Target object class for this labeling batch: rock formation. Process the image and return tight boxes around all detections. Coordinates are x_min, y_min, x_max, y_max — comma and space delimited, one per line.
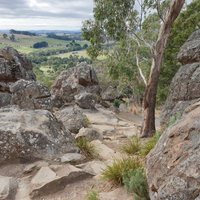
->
147, 104, 200, 200
147, 30, 200, 200
0, 106, 77, 163
51, 62, 100, 108
0, 47, 52, 110
0, 47, 35, 107
161, 30, 200, 125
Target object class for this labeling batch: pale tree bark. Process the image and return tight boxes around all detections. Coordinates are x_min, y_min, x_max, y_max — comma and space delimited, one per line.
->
141, 0, 185, 137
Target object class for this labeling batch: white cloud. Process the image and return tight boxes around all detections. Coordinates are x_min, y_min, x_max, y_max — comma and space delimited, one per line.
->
0, 0, 93, 30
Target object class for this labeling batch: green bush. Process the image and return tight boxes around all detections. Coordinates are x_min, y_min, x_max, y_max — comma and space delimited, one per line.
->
76, 137, 97, 159
102, 157, 142, 185
113, 99, 121, 108
121, 136, 141, 155
86, 190, 99, 200
123, 168, 150, 200
139, 132, 161, 156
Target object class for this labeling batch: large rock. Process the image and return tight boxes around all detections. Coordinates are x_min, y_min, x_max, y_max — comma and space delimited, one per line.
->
177, 29, 200, 64
0, 47, 52, 110
0, 176, 18, 200
75, 92, 97, 109
146, 104, 200, 200
55, 107, 88, 134
76, 127, 103, 141
30, 165, 93, 198
161, 30, 200, 125
51, 63, 100, 108
0, 106, 77, 163
10, 79, 52, 110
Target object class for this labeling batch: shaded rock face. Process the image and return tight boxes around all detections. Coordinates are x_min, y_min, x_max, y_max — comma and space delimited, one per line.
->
146, 105, 200, 200
51, 63, 100, 108
161, 30, 200, 125
0, 106, 77, 163
10, 79, 52, 110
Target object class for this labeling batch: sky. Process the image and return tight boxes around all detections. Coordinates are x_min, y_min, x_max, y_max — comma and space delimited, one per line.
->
0, 0, 94, 30
0, 0, 192, 31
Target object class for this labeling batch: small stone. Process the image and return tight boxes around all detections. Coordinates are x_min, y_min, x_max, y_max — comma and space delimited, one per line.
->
0, 176, 18, 200
60, 153, 85, 163
31, 167, 57, 186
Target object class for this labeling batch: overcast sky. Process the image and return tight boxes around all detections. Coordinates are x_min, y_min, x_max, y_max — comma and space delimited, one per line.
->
0, 0, 192, 31
0, 0, 94, 30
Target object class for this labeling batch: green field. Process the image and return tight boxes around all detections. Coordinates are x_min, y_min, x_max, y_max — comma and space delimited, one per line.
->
0, 34, 89, 55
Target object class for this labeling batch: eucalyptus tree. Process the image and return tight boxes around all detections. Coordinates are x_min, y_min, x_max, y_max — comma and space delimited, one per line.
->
82, 0, 185, 137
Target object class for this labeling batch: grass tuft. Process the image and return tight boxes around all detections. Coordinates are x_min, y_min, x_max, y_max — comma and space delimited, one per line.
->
86, 190, 99, 200
139, 132, 161, 156
121, 136, 141, 155
102, 157, 143, 185
76, 137, 97, 159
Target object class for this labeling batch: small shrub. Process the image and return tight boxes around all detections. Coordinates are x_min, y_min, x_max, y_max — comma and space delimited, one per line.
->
123, 168, 150, 200
113, 99, 121, 108
139, 132, 161, 156
102, 157, 143, 185
86, 190, 99, 200
121, 136, 141, 155
76, 137, 97, 159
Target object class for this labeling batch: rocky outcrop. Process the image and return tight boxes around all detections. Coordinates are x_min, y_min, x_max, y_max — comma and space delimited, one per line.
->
146, 104, 200, 200
51, 63, 100, 108
10, 79, 52, 110
0, 47, 52, 110
0, 47, 36, 82
147, 30, 200, 200
0, 47, 35, 108
0, 106, 77, 163
161, 30, 200, 125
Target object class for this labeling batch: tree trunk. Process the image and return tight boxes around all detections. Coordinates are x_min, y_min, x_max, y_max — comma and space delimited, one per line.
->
141, 0, 185, 137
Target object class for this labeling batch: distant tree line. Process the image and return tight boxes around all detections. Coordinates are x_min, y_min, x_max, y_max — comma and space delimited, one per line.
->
10, 29, 36, 36
47, 33, 83, 41
31, 41, 88, 55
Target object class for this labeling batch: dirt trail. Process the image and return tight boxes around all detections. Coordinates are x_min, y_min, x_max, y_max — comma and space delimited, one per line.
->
0, 106, 154, 200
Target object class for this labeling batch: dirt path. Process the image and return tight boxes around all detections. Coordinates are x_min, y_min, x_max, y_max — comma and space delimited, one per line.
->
0, 105, 153, 200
